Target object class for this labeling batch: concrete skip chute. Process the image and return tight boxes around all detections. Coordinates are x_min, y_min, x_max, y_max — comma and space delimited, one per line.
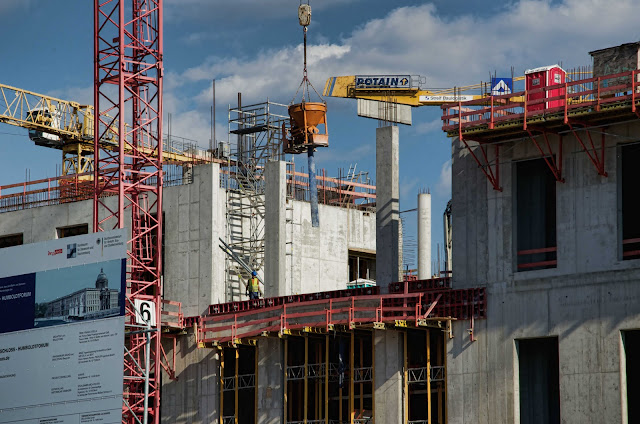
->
284, 1, 329, 227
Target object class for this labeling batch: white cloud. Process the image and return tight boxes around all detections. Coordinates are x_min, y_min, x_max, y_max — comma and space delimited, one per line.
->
413, 119, 442, 135
165, 0, 361, 23
54, 1, 639, 151
315, 141, 373, 164
48, 86, 93, 106
400, 176, 420, 202
180, 43, 351, 107
163, 0, 640, 148
435, 160, 452, 198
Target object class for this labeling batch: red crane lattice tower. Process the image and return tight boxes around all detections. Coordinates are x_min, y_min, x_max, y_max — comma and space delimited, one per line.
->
94, 1, 164, 423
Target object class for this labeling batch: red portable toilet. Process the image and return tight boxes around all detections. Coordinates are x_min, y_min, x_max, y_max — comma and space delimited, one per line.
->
525, 65, 566, 112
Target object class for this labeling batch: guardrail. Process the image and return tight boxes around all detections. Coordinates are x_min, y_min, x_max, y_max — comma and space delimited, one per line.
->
442, 69, 640, 134
197, 287, 486, 344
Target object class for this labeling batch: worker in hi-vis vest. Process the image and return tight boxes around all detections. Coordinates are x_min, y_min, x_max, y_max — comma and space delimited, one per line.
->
247, 270, 262, 300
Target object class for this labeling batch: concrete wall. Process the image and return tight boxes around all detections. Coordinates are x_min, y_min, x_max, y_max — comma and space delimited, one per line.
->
161, 331, 219, 423
0, 195, 119, 244
448, 121, 640, 424
163, 163, 227, 316
286, 201, 376, 295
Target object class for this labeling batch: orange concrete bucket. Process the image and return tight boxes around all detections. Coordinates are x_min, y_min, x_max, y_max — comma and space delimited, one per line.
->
287, 101, 328, 150
288, 102, 327, 130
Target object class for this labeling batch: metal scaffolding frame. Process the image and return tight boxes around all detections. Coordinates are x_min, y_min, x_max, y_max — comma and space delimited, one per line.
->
224, 99, 289, 301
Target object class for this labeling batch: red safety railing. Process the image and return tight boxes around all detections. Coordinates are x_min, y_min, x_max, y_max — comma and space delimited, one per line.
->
623, 238, 640, 260
197, 286, 486, 344
161, 299, 184, 329
442, 69, 640, 134
206, 286, 380, 316
389, 277, 451, 293
0, 166, 191, 213
517, 246, 557, 270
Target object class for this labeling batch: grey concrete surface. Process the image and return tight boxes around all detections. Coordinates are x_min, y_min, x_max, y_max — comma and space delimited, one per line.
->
286, 202, 376, 294
374, 329, 404, 423
448, 122, 640, 424
376, 126, 401, 290
160, 330, 219, 423
418, 192, 432, 279
163, 163, 226, 316
265, 160, 287, 297
257, 338, 283, 424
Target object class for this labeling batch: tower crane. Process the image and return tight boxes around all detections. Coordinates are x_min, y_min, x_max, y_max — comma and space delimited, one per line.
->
323, 74, 525, 106
0, 82, 214, 179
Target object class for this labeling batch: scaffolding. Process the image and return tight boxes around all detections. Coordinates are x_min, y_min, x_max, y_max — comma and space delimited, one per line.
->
225, 99, 289, 301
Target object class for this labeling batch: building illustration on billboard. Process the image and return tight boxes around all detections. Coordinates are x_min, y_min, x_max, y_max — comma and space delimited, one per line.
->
34, 262, 122, 327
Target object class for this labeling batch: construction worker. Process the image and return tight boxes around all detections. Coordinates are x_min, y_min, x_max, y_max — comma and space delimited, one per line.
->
247, 271, 261, 300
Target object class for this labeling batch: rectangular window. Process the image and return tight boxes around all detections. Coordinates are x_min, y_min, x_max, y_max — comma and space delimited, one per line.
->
517, 337, 560, 424
515, 158, 557, 271
347, 250, 376, 283
57, 224, 88, 239
0, 233, 23, 249
623, 330, 640, 422
621, 144, 640, 259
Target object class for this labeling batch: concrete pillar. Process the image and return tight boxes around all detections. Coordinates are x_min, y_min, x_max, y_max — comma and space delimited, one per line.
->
374, 329, 404, 423
265, 160, 287, 297
257, 338, 284, 424
376, 126, 401, 290
417, 192, 432, 279
164, 163, 225, 316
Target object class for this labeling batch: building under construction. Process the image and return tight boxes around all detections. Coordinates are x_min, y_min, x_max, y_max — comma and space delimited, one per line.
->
0, 92, 483, 422
1, 4, 639, 422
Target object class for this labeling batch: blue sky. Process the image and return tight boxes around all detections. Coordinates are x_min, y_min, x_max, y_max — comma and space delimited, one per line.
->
1, 0, 639, 272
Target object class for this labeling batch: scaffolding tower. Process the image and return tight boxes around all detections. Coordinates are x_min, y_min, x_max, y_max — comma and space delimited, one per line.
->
225, 99, 289, 301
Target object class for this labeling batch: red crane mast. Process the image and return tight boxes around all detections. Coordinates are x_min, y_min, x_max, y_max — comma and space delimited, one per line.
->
94, 1, 164, 423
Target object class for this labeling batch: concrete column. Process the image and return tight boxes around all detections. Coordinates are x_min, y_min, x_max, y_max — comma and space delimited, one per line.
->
257, 338, 284, 424
417, 192, 432, 279
376, 126, 401, 290
198, 163, 226, 309
265, 160, 287, 297
164, 163, 225, 316
374, 329, 404, 423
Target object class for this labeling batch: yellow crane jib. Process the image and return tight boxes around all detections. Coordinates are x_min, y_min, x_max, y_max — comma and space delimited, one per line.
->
0, 82, 214, 177
323, 75, 513, 107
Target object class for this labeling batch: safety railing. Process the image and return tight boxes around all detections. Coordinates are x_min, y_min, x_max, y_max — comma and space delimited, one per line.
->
389, 277, 451, 294
623, 237, 640, 260
0, 166, 191, 213
286, 168, 376, 208
198, 288, 486, 344
161, 299, 184, 329
517, 246, 557, 271
442, 69, 640, 134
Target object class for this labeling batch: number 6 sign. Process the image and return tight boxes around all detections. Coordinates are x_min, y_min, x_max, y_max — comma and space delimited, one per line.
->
134, 299, 157, 326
